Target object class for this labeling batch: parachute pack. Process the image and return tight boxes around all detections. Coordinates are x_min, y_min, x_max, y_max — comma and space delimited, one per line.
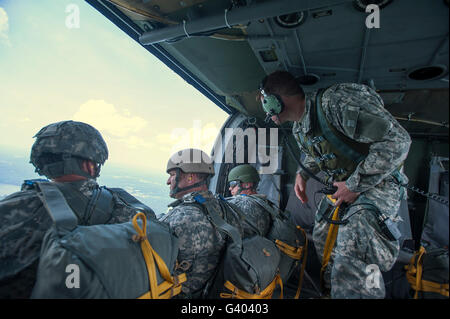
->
237, 194, 308, 298
30, 181, 186, 299
182, 194, 283, 299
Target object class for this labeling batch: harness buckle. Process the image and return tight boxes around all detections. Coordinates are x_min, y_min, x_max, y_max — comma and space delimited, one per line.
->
182, 194, 196, 204
307, 136, 324, 147
318, 153, 336, 162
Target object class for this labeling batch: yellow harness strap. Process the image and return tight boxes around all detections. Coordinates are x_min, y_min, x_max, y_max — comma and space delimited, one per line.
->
275, 240, 303, 259
294, 226, 308, 299
132, 212, 187, 299
220, 274, 283, 299
273, 227, 308, 299
320, 196, 340, 291
405, 246, 449, 299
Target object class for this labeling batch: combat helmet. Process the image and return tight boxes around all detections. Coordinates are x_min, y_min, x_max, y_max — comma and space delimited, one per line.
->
228, 164, 260, 184
227, 164, 260, 194
30, 120, 108, 179
166, 148, 214, 197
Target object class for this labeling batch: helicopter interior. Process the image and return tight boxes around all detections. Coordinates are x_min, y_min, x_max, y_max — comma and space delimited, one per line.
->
85, 0, 449, 298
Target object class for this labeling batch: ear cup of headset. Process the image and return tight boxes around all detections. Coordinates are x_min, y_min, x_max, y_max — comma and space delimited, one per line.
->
262, 93, 285, 115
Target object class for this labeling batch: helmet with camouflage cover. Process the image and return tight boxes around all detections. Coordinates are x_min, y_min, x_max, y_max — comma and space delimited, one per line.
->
166, 148, 214, 197
30, 120, 108, 179
228, 164, 260, 184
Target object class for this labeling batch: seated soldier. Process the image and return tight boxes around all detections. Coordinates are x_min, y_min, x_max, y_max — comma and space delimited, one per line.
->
0, 120, 154, 299
226, 164, 272, 237
159, 148, 242, 299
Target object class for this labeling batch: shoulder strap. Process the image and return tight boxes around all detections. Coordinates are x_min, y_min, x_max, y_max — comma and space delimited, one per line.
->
108, 187, 156, 217
314, 88, 368, 164
84, 187, 114, 225
55, 182, 91, 223
245, 195, 280, 220
226, 198, 262, 236
35, 181, 78, 234
56, 183, 114, 225
191, 195, 242, 247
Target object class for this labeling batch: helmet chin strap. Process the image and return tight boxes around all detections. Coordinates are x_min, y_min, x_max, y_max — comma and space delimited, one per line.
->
170, 169, 207, 197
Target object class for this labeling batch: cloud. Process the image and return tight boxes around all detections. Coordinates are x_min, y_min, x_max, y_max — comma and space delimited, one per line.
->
73, 99, 147, 138
0, 7, 10, 46
117, 135, 154, 149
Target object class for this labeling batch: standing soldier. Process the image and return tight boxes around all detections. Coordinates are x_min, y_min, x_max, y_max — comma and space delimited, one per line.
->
160, 148, 242, 298
0, 120, 154, 298
259, 71, 411, 298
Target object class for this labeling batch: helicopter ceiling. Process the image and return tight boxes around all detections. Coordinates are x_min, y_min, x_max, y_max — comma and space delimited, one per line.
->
87, 0, 449, 136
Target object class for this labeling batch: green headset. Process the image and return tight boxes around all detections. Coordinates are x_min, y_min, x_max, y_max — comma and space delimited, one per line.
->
259, 76, 285, 123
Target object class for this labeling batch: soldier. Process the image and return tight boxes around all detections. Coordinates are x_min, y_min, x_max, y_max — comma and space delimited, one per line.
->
0, 120, 153, 298
259, 71, 411, 298
160, 148, 242, 298
226, 164, 272, 237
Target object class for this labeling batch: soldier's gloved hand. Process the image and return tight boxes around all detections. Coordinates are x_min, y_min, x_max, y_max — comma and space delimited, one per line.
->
331, 181, 360, 207
294, 173, 308, 203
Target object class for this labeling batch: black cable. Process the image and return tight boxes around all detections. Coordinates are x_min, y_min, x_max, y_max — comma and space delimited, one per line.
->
322, 201, 381, 225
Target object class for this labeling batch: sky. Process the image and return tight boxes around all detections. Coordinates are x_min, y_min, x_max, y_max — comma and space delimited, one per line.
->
0, 0, 229, 174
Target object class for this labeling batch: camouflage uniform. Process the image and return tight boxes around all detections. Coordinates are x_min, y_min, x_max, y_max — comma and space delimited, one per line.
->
0, 179, 137, 298
293, 83, 411, 298
159, 190, 243, 299
0, 120, 147, 298
226, 194, 272, 238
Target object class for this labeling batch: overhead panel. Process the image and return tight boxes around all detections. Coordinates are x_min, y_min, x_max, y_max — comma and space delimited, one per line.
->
91, 0, 449, 120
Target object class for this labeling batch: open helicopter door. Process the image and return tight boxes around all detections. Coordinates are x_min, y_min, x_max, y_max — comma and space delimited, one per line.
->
208, 112, 284, 207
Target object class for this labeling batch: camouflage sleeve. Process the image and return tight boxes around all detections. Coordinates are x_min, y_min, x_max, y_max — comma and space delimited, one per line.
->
324, 84, 411, 193
159, 205, 223, 296
297, 153, 321, 182
293, 129, 320, 182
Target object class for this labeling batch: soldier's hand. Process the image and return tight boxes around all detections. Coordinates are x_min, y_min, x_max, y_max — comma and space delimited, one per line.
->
331, 181, 360, 206
294, 173, 308, 203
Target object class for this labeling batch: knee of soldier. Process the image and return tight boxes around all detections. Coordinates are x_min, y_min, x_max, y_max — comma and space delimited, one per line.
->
337, 209, 399, 272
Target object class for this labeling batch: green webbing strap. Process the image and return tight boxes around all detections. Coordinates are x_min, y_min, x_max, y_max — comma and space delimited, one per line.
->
56, 183, 114, 225
193, 195, 242, 247
85, 187, 114, 224
315, 89, 366, 164
35, 182, 78, 234
54, 182, 88, 222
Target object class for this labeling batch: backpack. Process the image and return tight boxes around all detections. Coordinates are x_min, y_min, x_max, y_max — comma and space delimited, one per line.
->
405, 246, 449, 299
240, 195, 308, 298
188, 194, 283, 299
30, 181, 186, 298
